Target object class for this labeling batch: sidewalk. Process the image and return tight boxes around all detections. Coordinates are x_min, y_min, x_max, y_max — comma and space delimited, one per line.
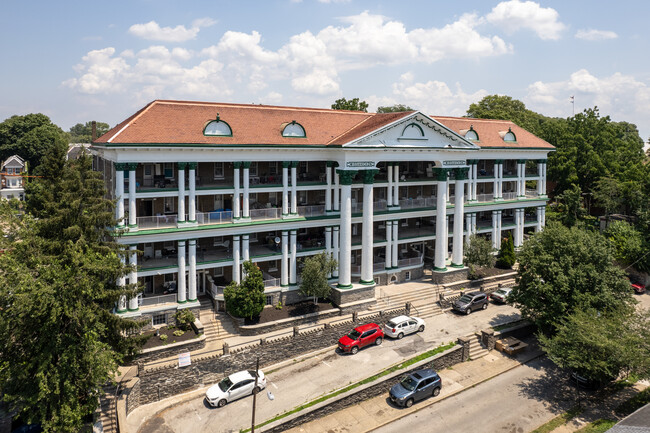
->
283, 338, 544, 433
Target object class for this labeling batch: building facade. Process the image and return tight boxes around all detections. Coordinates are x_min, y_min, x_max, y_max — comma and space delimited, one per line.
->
91, 100, 553, 324
0, 155, 26, 201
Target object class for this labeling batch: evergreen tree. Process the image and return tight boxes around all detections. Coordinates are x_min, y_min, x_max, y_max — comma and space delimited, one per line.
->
224, 261, 265, 319
496, 232, 516, 269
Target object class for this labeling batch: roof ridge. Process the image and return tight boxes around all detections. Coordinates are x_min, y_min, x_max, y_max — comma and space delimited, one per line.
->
433, 115, 517, 124
153, 99, 372, 115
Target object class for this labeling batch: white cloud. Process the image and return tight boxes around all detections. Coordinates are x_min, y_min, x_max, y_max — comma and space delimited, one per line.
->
318, 0, 352, 3
62, 47, 131, 94
575, 29, 618, 41
128, 18, 215, 42
486, 0, 565, 40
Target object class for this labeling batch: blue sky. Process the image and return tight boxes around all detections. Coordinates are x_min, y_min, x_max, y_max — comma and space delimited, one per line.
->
2, 0, 649, 141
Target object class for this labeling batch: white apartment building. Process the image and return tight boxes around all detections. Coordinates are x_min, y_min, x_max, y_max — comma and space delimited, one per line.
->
91, 100, 553, 324
0, 155, 26, 201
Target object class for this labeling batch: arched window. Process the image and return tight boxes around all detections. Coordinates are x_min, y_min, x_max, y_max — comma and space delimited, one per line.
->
503, 128, 516, 142
465, 126, 479, 141
204, 115, 232, 136
401, 123, 424, 138
282, 121, 306, 138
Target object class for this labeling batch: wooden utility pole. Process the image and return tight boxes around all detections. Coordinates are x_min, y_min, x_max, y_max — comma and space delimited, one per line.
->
251, 356, 260, 433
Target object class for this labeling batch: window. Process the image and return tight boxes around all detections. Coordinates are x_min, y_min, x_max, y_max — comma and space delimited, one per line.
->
164, 197, 175, 213
405, 271, 411, 281
465, 126, 479, 141
204, 117, 232, 136
249, 162, 258, 176
214, 195, 224, 209
152, 314, 166, 326
164, 163, 174, 179
299, 161, 308, 173
503, 128, 517, 142
213, 236, 224, 246
214, 162, 224, 179
401, 123, 424, 138
214, 267, 224, 277
268, 162, 278, 176
265, 295, 273, 306
282, 121, 306, 138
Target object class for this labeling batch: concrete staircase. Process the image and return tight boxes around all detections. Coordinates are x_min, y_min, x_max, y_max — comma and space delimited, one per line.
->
197, 297, 238, 343
98, 386, 118, 433
468, 333, 489, 360
368, 284, 443, 319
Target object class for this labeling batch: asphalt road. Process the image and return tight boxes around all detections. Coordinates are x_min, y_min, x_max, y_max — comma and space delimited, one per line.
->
372, 356, 577, 433
136, 303, 521, 433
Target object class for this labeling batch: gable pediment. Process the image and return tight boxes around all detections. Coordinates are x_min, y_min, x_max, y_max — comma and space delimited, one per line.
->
343, 112, 479, 150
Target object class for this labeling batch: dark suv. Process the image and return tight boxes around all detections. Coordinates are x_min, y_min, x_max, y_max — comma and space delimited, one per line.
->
389, 368, 442, 408
452, 292, 488, 315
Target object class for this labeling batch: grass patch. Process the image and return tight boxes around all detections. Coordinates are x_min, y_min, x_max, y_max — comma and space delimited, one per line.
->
574, 419, 616, 433
530, 407, 583, 433
241, 341, 457, 432
615, 387, 650, 417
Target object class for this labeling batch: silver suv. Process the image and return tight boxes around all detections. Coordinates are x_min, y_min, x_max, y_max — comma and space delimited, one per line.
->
452, 292, 488, 315
389, 368, 442, 408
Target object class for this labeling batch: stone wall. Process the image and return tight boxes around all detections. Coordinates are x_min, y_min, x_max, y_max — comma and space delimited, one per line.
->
375, 267, 425, 286
330, 284, 375, 306
134, 335, 206, 367
495, 321, 536, 340
234, 308, 341, 336
124, 377, 141, 416
431, 267, 469, 284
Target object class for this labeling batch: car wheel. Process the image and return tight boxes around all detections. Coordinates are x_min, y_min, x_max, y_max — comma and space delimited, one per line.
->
405, 398, 414, 408
253, 386, 261, 394
482, 303, 488, 310
418, 325, 425, 333
397, 332, 404, 340
375, 337, 383, 346
465, 308, 472, 315
351, 346, 359, 355
432, 387, 441, 397
217, 399, 227, 408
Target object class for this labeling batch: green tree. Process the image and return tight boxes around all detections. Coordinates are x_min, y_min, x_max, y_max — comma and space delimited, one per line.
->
299, 252, 337, 304
496, 232, 516, 269
331, 97, 368, 112
509, 222, 633, 335
224, 261, 265, 319
554, 183, 587, 227
593, 176, 624, 220
68, 121, 110, 143
466, 94, 546, 134
0, 114, 68, 170
0, 153, 144, 433
540, 308, 650, 383
604, 220, 644, 270
464, 234, 495, 279
377, 104, 413, 113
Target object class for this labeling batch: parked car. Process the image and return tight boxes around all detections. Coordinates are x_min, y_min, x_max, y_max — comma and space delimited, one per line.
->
384, 315, 425, 339
630, 280, 646, 294
452, 292, 488, 315
206, 369, 267, 407
490, 287, 513, 304
338, 323, 384, 354
389, 368, 442, 408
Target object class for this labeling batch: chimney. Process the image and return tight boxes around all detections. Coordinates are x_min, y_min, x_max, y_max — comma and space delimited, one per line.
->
91, 121, 97, 142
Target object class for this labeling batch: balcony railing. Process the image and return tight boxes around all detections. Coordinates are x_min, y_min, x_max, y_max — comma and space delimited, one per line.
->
398, 197, 437, 210
137, 215, 178, 230
297, 205, 326, 218
139, 293, 177, 307
397, 255, 424, 268
264, 278, 281, 288
502, 192, 517, 200
475, 193, 494, 202
250, 207, 282, 221
196, 210, 233, 225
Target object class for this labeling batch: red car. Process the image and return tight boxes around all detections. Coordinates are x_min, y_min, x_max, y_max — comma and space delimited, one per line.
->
631, 281, 646, 294
338, 323, 384, 355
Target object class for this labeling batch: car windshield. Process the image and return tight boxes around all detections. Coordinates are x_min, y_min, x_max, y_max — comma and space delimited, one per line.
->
495, 289, 507, 295
218, 376, 233, 392
347, 330, 361, 339
400, 376, 417, 391
458, 295, 473, 303
387, 321, 398, 328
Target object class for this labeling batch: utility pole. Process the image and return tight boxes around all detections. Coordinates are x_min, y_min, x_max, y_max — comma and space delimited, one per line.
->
251, 356, 260, 433
570, 95, 575, 116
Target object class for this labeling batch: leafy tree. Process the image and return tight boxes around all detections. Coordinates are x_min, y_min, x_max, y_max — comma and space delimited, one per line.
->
554, 184, 587, 227
0, 114, 67, 170
593, 176, 624, 220
68, 121, 110, 143
540, 308, 650, 383
377, 104, 413, 113
604, 220, 645, 270
224, 261, 265, 319
0, 153, 144, 432
496, 232, 516, 269
331, 97, 368, 112
466, 94, 546, 134
299, 252, 337, 304
464, 234, 495, 279
509, 222, 633, 335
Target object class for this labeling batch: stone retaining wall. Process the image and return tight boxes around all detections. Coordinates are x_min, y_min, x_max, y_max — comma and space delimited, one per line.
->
330, 284, 376, 306
230, 308, 341, 336
133, 334, 206, 367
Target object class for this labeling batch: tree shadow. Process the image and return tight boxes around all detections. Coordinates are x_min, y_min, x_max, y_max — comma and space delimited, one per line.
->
488, 312, 522, 327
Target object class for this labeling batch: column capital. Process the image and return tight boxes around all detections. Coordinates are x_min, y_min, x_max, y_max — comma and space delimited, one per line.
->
360, 169, 379, 184
290, 229, 297, 235
178, 240, 187, 246
453, 167, 469, 180
234, 161, 243, 169
517, 159, 527, 164
290, 161, 299, 168
494, 159, 504, 164
466, 159, 478, 165
282, 161, 291, 168
326, 161, 334, 168
537, 159, 548, 163
336, 169, 357, 185
187, 162, 197, 170
127, 162, 138, 170
115, 162, 128, 171
432, 168, 450, 181
188, 238, 197, 245
177, 162, 188, 170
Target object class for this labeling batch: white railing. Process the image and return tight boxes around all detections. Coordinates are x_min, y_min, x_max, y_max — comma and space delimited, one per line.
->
502, 192, 517, 200
137, 215, 178, 229
525, 189, 539, 198
350, 264, 361, 274
139, 293, 177, 307
374, 200, 388, 211
475, 193, 494, 203
297, 205, 326, 218
373, 262, 386, 272
195, 210, 233, 225
264, 278, 281, 288
210, 284, 226, 300
398, 197, 436, 210
250, 207, 281, 221
397, 255, 424, 268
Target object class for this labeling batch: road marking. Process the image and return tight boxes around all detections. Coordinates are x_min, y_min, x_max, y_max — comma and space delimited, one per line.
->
194, 409, 201, 420
271, 382, 278, 389
322, 360, 331, 367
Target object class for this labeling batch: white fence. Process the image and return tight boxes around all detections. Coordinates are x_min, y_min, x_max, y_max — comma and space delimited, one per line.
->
139, 293, 177, 307
297, 205, 326, 218
398, 197, 437, 210
137, 215, 178, 229
195, 211, 233, 225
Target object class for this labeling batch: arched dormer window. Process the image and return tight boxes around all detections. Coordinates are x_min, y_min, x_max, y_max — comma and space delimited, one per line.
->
503, 127, 516, 142
282, 121, 306, 138
204, 114, 232, 136
401, 123, 424, 139
465, 125, 479, 141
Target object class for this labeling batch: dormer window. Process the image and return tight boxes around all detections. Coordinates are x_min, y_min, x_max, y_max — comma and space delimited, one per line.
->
465, 126, 479, 141
401, 123, 424, 139
503, 128, 516, 142
204, 114, 232, 136
282, 121, 306, 138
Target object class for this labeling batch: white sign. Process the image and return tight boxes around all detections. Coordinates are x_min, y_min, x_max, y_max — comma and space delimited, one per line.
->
346, 161, 375, 168
178, 351, 191, 367
442, 160, 466, 166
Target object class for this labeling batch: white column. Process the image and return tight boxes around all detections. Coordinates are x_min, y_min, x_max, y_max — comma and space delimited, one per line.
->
332, 226, 340, 278
188, 163, 196, 223
333, 169, 340, 212
282, 162, 289, 217
242, 234, 250, 262
536, 206, 543, 232
177, 240, 186, 303
393, 164, 400, 209
392, 220, 399, 268
360, 170, 376, 284
325, 163, 333, 213
387, 164, 393, 207
385, 221, 392, 269
452, 170, 466, 267
514, 209, 522, 247
233, 163, 241, 220
290, 162, 297, 215
496, 211, 503, 249
290, 230, 297, 285
537, 160, 544, 196
325, 226, 332, 278
128, 245, 138, 310
542, 162, 547, 195
473, 164, 479, 201
541, 206, 546, 227
117, 254, 127, 312
281, 231, 289, 286
128, 165, 137, 228
177, 163, 186, 224
337, 170, 356, 288
188, 239, 197, 301
243, 163, 250, 219
465, 213, 473, 245
232, 236, 241, 284
434, 169, 448, 271
491, 210, 499, 249
521, 161, 527, 198
115, 165, 125, 227
492, 162, 499, 200
471, 213, 477, 234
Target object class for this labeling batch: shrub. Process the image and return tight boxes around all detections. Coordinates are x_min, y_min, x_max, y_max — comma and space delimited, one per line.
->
174, 309, 195, 330
159, 334, 168, 341
275, 300, 283, 310
173, 330, 184, 337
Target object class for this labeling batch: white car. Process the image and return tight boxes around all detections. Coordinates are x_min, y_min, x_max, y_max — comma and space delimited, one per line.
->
384, 315, 425, 339
206, 370, 267, 408
490, 287, 513, 304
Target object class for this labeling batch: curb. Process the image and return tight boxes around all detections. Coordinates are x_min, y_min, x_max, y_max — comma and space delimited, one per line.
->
360, 351, 545, 433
